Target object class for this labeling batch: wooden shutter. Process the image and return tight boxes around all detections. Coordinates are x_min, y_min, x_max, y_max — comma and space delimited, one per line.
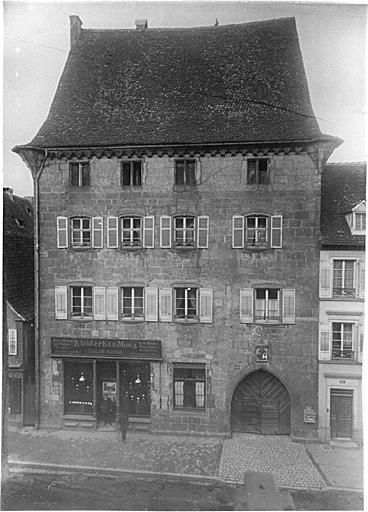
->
143, 216, 155, 248
57, 216, 68, 248
358, 324, 364, 363
271, 215, 283, 248
107, 217, 118, 248
145, 287, 158, 321
106, 287, 118, 320
200, 288, 213, 323
319, 326, 331, 360
93, 287, 105, 320
240, 288, 253, 323
55, 286, 67, 319
8, 329, 17, 355
319, 259, 333, 298
359, 260, 365, 298
160, 216, 172, 248
92, 217, 103, 248
195, 160, 202, 184
232, 216, 244, 248
282, 288, 295, 324
197, 216, 209, 248
159, 288, 172, 322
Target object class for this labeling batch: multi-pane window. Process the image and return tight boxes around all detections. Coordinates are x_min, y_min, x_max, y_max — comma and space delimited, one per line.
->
354, 212, 366, 232
174, 216, 196, 247
69, 162, 90, 187
71, 217, 91, 247
255, 289, 280, 322
64, 361, 93, 415
333, 260, 355, 297
121, 217, 142, 247
175, 287, 198, 319
246, 215, 268, 246
173, 365, 205, 410
121, 161, 142, 187
332, 323, 354, 359
71, 286, 93, 319
174, 159, 196, 186
121, 287, 144, 319
8, 329, 17, 355
247, 159, 269, 184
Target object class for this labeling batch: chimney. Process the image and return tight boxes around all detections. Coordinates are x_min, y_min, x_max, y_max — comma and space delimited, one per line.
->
3, 187, 14, 201
70, 15, 83, 46
135, 19, 148, 31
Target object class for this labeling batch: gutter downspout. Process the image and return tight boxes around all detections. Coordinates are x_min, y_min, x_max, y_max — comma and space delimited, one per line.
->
12, 146, 47, 429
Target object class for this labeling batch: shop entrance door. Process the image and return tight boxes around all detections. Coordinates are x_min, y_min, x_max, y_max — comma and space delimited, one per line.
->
330, 389, 353, 439
97, 361, 117, 426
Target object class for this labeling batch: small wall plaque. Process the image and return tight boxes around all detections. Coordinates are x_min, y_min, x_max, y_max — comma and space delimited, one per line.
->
255, 346, 269, 362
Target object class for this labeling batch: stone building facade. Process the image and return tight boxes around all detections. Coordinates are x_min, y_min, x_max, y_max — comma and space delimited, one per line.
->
14, 16, 341, 438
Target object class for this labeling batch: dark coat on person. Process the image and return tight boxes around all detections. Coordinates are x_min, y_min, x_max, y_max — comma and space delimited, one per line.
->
118, 395, 130, 430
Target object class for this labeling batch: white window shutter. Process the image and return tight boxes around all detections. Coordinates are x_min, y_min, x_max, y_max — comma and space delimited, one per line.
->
282, 288, 295, 324
107, 217, 118, 248
271, 215, 283, 248
159, 288, 172, 322
143, 216, 155, 248
160, 216, 172, 248
359, 260, 365, 298
92, 217, 103, 248
232, 216, 244, 248
319, 327, 331, 360
197, 216, 209, 248
106, 287, 118, 320
240, 288, 253, 323
319, 260, 333, 298
57, 216, 68, 248
8, 329, 17, 355
145, 287, 158, 321
93, 287, 106, 320
55, 286, 67, 319
200, 288, 213, 323
358, 324, 364, 363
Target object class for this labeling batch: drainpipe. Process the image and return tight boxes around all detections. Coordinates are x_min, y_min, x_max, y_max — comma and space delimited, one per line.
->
12, 145, 48, 429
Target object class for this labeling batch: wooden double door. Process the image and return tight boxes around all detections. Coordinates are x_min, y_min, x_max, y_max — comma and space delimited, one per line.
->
231, 370, 290, 435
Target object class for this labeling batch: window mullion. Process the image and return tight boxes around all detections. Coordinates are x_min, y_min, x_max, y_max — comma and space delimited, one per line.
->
132, 288, 135, 316
185, 289, 188, 317
81, 287, 84, 316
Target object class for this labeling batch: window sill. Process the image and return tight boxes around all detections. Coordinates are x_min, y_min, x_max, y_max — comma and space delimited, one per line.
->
173, 185, 197, 191
320, 359, 362, 365
70, 247, 94, 252
69, 186, 91, 190
174, 318, 199, 324
254, 320, 282, 325
245, 245, 272, 252
121, 186, 142, 190
173, 245, 197, 251
119, 246, 144, 251
71, 317, 94, 322
120, 318, 145, 323
173, 408, 205, 413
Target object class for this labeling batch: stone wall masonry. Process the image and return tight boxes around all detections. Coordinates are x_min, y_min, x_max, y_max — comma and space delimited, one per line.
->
38, 152, 321, 437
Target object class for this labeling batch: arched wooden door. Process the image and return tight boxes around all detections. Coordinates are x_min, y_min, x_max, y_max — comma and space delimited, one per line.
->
231, 370, 290, 434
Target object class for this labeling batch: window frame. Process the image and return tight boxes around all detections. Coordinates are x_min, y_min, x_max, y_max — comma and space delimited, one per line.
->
8, 329, 18, 355
246, 215, 269, 247
69, 161, 91, 187
254, 288, 281, 323
71, 285, 93, 320
120, 160, 143, 188
354, 212, 366, 233
121, 216, 143, 248
233, 214, 282, 249
70, 216, 92, 248
174, 287, 199, 321
174, 159, 197, 187
332, 259, 356, 297
173, 216, 196, 248
332, 322, 355, 360
173, 364, 206, 411
121, 286, 145, 320
246, 158, 270, 185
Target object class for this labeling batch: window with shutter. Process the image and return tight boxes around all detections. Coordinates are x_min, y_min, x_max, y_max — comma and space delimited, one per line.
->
199, 288, 213, 323
160, 216, 172, 248
92, 217, 103, 248
8, 329, 17, 355
240, 288, 253, 323
145, 287, 158, 321
107, 217, 118, 248
271, 216, 283, 248
320, 260, 332, 298
282, 289, 295, 324
106, 287, 118, 320
197, 216, 209, 248
57, 217, 68, 248
232, 216, 244, 248
359, 260, 365, 298
93, 287, 106, 320
319, 329, 330, 360
358, 324, 364, 363
55, 286, 67, 319
159, 288, 172, 322
121, 287, 144, 320
143, 216, 155, 248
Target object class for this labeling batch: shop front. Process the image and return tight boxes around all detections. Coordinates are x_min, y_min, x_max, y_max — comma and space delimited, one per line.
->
51, 337, 162, 429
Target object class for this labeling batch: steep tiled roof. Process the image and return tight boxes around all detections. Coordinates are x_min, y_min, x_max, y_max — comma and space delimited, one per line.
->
31, 17, 326, 148
321, 162, 366, 247
3, 190, 34, 321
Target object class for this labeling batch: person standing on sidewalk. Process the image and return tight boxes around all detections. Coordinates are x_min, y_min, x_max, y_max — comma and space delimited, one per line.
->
118, 393, 130, 442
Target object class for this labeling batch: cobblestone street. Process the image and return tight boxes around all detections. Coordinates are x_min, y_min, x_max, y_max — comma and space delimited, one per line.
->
219, 434, 326, 489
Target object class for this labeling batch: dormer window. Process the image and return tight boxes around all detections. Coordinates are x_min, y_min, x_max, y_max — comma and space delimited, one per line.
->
346, 201, 366, 235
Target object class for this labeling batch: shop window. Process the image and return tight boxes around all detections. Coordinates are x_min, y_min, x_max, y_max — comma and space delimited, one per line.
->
121, 161, 142, 187
8, 378, 21, 414
69, 162, 90, 187
120, 363, 150, 417
174, 287, 198, 320
71, 286, 93, 319
247, 158, 269, 184
121, 287, 144, 319
332, 323, 354, 359
174, 159, 196, 186
64, 361, 93, 415
333, 260, 356, 297
173, 365, 205, 410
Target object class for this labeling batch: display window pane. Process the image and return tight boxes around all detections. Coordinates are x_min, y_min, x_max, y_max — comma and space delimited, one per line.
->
64, 361, 93, 415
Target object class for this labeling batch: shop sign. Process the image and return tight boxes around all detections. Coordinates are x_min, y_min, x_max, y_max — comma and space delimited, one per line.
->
51, 337, 162, 360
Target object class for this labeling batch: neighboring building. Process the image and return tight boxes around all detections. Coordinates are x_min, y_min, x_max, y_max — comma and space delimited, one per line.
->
3, 187, 35, 426
14, 16, 341, 437
319, 163, 365, 443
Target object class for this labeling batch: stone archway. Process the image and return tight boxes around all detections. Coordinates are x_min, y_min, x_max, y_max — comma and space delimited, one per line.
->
231, 369, 290, 434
